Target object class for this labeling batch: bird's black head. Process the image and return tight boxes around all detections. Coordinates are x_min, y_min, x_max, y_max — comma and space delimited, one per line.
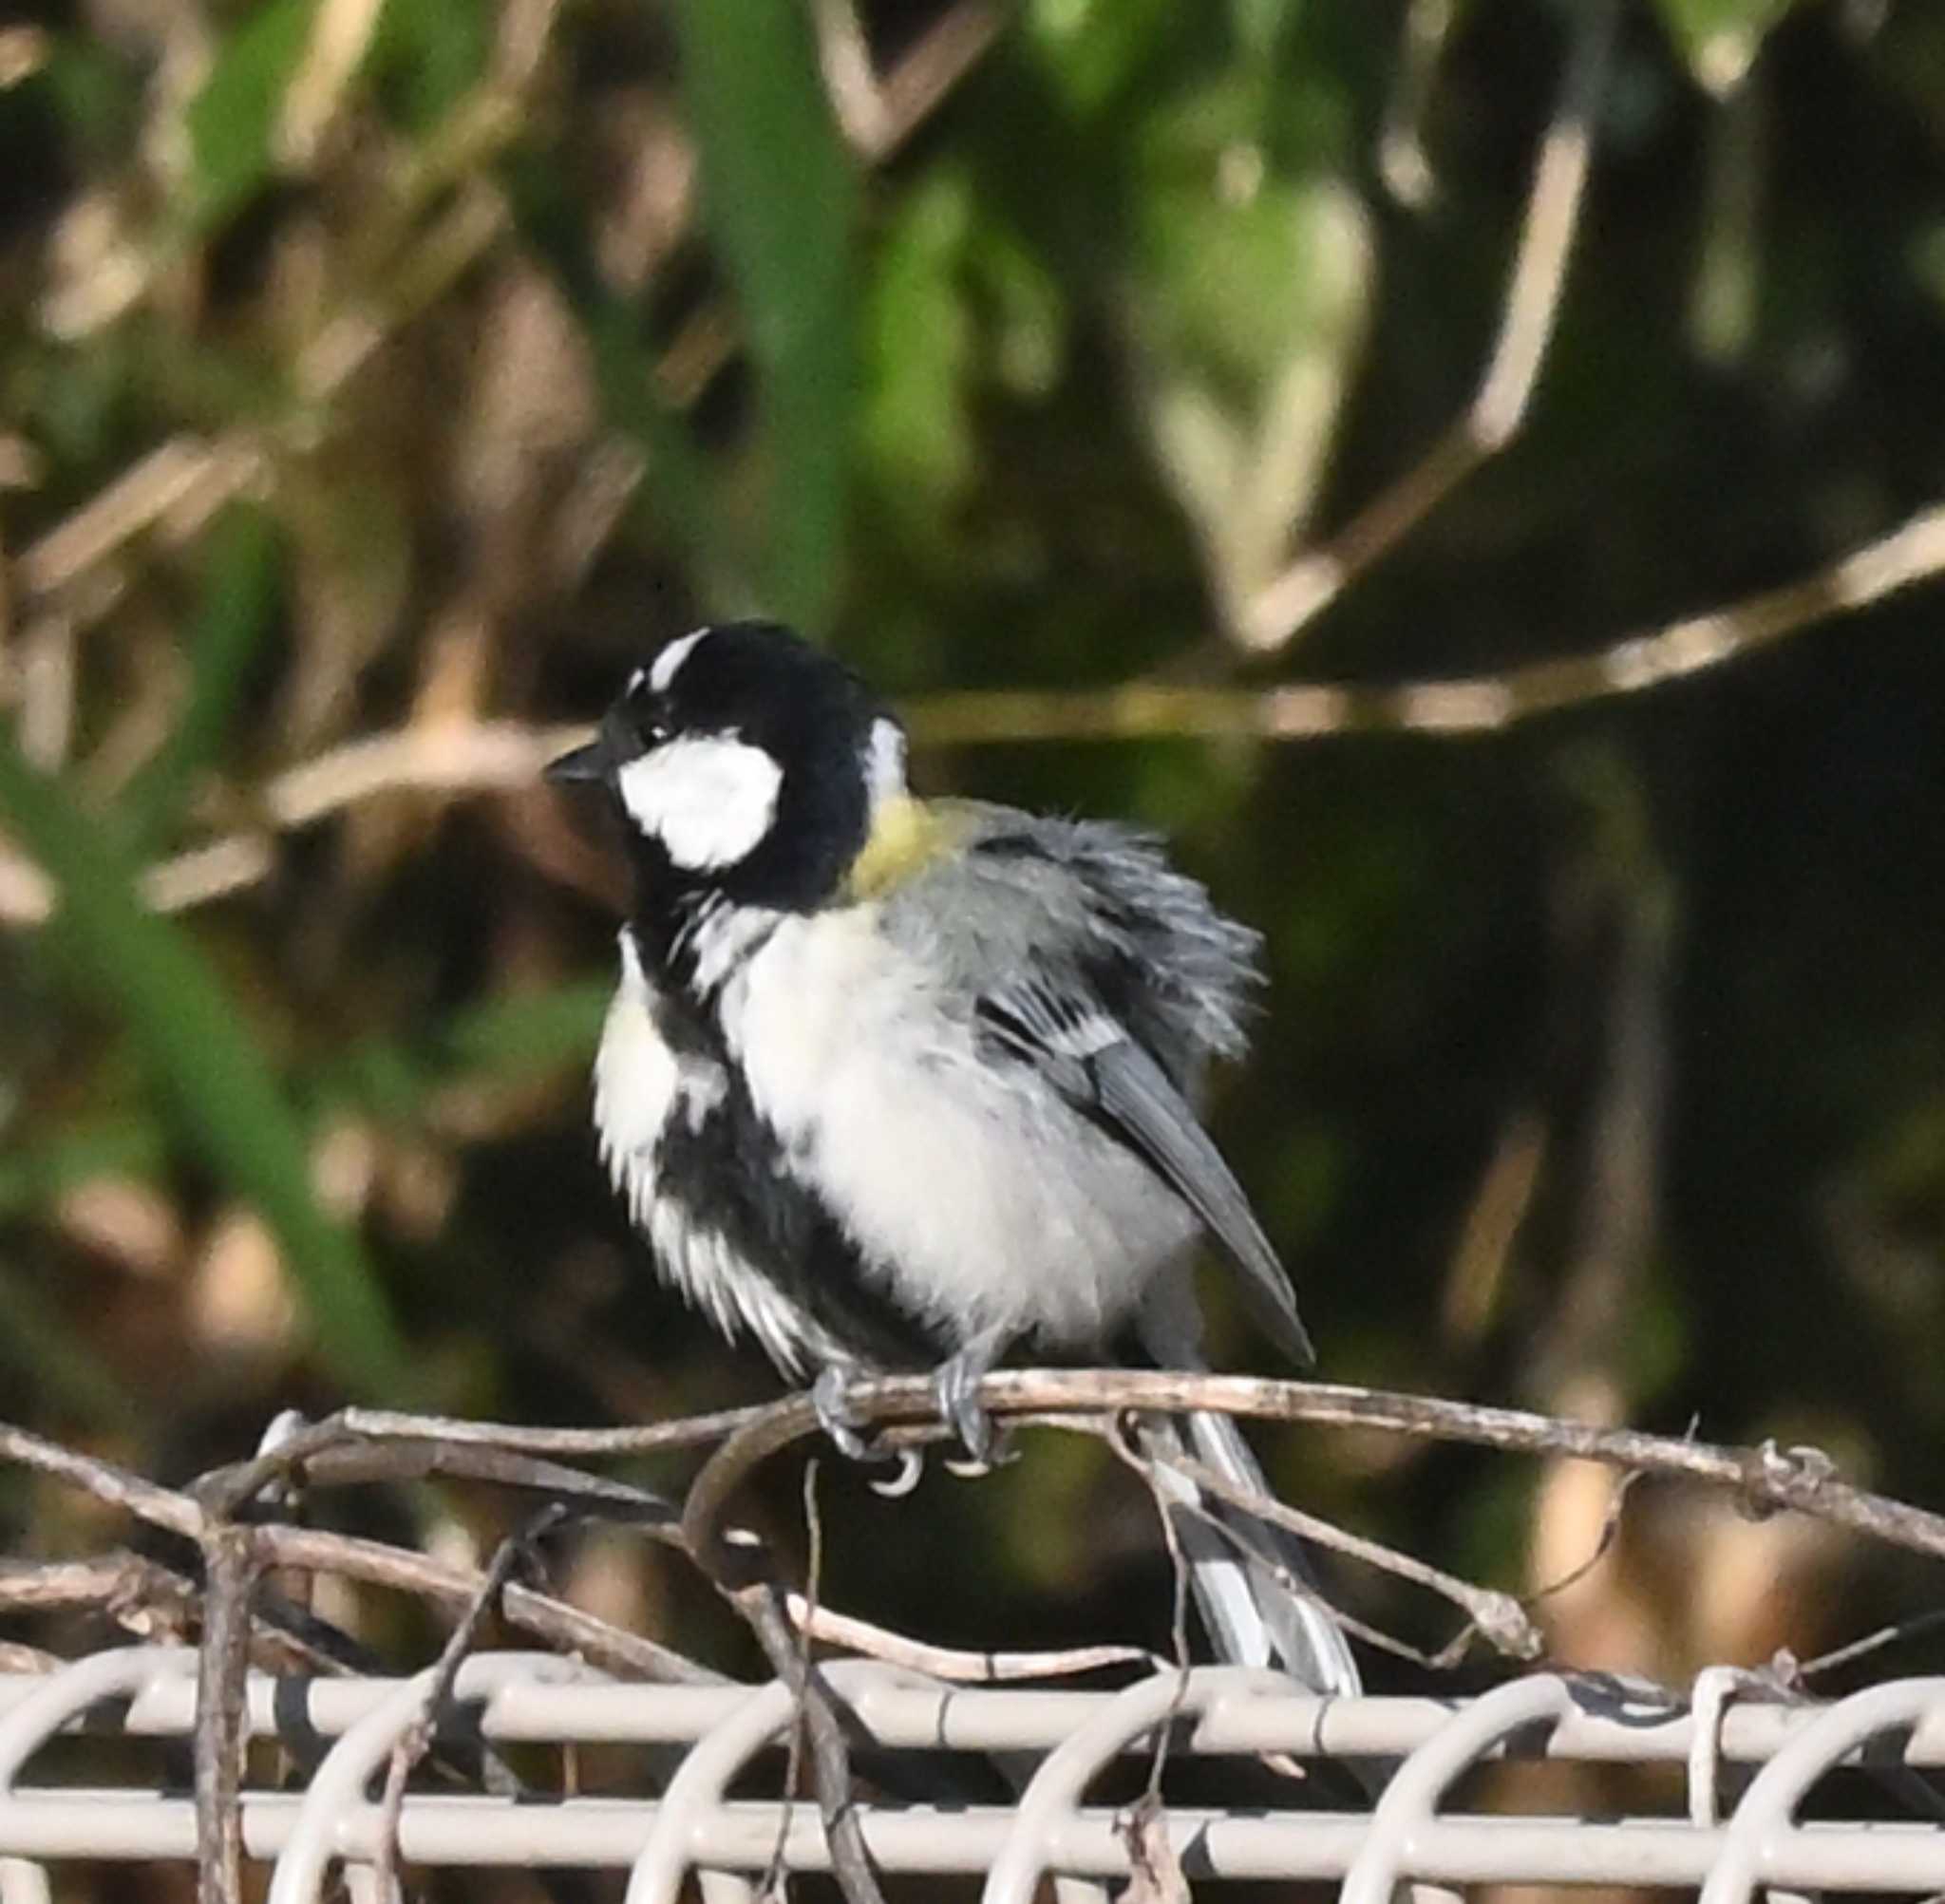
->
547, 621, 906, 920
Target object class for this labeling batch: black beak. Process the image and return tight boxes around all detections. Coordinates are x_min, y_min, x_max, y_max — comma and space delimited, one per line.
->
544, 735, 608, 786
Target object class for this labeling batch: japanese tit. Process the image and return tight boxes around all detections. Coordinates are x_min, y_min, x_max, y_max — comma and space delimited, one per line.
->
549, 621, 1356, 1692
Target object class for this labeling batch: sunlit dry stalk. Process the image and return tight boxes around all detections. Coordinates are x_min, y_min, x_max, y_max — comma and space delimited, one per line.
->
275, 0, 387, 169
814, 0, 1004, 161
0, 25, 49, 87
15, 440, 226, 600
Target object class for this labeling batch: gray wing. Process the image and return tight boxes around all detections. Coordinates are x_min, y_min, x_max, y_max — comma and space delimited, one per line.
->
883, 805, 1312, 1366
977, 975, 1315, 1368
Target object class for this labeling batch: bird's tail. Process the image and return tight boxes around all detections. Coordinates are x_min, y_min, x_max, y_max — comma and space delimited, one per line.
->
1135, 1301, 1360, 1696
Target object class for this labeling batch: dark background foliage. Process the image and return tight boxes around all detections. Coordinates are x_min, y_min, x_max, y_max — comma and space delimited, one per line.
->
5, 0, 1945, 1719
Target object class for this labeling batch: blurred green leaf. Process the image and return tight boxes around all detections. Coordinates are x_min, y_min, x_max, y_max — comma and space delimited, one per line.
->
35, 36, 142, 161
504, 150, 738, 606
672, 0, 858, 632
438, 981, 611, 1074
0, 1120, 165, 1219
0, 738, 412, 1400
1025, 0, 1180, 119
121, 504, 282, 856
861, 171, 978, 532
182, 0, 316, 229
368, 0, 487, 130
317, 979, 610, 1123
1653, 0, 1800, 93
1131, 150, 1369, 607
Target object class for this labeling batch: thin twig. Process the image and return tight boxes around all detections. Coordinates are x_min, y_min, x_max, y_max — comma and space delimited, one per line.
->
194, 1523, 258, 1904
0, 1421, 722, 1685
671, 1415, 889, 1904
735, 1585, 889, 1904
370, 1508, 560, 1904
784, 1597, 1160, 1681
1526, 1464, 1651, 1611
766, 1461, 825, 1902
1237, 0, 1618, 650
173, 1371, 1945, 1579
1795, 1610, 1945, 1682
910, 492, 1945, 745
14, 481, 1945, 931
253, 1521, 722, 1685
191, 1401, 764, 1518
0, 1422, 203, 1537
1102, 1419, 1196, 1810
0, 1552, 350, 1671
1154, 1445, 1543, 1662
233, 1434, 681, 1529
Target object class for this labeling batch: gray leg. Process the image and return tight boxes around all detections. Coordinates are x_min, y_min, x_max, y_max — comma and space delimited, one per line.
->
811, 1366, 873, 1461
933, 1326, 1013, 1468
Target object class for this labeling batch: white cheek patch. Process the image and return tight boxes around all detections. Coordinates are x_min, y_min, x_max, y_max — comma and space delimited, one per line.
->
617, 733, 784, 870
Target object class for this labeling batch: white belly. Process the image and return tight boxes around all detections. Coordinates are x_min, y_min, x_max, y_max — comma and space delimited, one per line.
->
718, 908, 1196, 1350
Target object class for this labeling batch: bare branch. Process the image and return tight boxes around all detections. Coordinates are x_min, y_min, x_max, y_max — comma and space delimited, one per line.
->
784, 1596, 1161, 1682
189, 1401, 770, 1516
254, 1522, 721, 1685
194, 1523, 258, 1904
1155, 1444, 1543, 1663
733, 1585, 890, 1904
0, 1422, 203, 1538
371, 1512, 554, 1904
657, 1371, 1945, 1574
162, 1373, 1945, 1578
1237, 0, 1618, 651
907, 495, 1945, 746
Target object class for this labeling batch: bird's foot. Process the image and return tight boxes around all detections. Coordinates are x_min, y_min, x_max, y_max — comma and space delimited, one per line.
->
933, 1336, 1013, 1475
811, 1366, 875, 1459
811, 1367, 923, 1496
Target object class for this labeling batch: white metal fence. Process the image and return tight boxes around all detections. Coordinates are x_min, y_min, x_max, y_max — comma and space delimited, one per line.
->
2, 1649, 1944, 1898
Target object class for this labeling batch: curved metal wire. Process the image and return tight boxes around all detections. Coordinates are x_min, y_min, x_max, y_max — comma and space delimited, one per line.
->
267, 1651, 604, 1904
1702, 1675, 1945, 1904
0, 1652, 1942, 1893
984, 1667, 1283, 1904
1341, 1673, 1580, 1904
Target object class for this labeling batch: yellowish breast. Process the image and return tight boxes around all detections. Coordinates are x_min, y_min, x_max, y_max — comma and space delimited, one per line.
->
843, 794, 963, 900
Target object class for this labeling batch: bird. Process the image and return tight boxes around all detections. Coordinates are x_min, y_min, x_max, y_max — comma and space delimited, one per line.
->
547, 619, 1358, 1694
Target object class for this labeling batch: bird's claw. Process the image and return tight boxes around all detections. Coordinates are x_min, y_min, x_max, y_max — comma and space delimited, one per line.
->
812, 1367, 924, 1496
811, 1366, 877, 1461
934, 1349, 1012, 1473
